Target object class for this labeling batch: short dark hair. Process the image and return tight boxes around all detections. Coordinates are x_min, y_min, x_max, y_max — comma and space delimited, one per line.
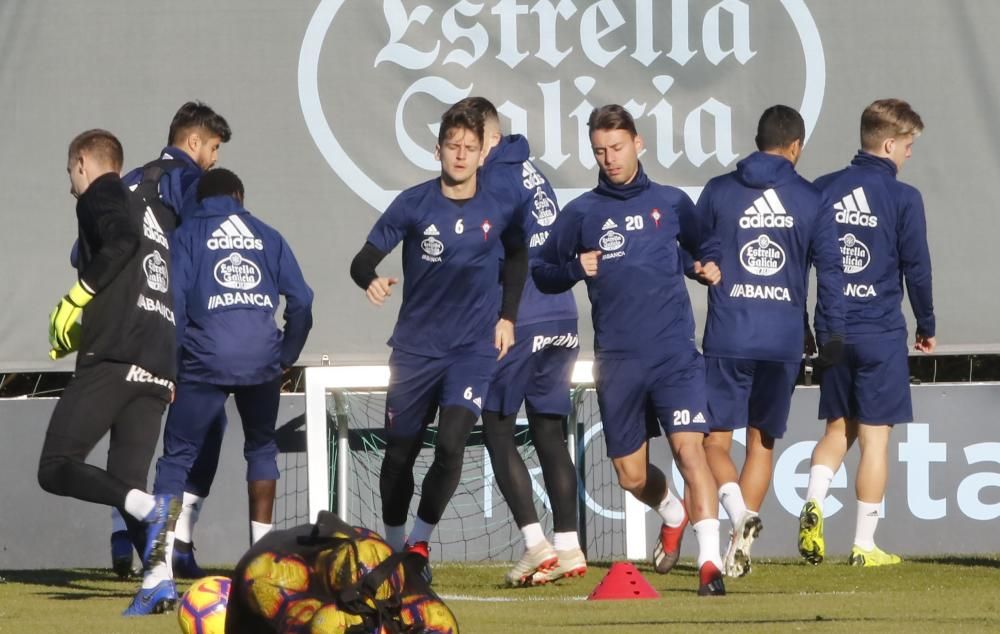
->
458, 96, 499, 123
437, 102, 485, 146
755, 105, 805, 151
168, 101, 232, 146
588, 104, 638, 137
68, 129, 123, 171
197, 168, 244, 202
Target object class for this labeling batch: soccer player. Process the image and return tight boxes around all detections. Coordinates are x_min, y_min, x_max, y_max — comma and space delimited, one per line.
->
458, 97, 585, 586
107, 101, 232, 580
697, 106, 844, 577
135, 168, 314, 608
798, 98, 935, 567
533, 105, 727, 596
349, 103, 528, 577
38, 129, 180, 615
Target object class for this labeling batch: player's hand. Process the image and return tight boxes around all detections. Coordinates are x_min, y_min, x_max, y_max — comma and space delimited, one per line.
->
49, 282, 91, 352
914, 334, 936, 354
494, 318, 515, 360
580, 250, 601, 277
366, 277, 398, 306
804, 327, 817, 357
814, 335, 844, 369
693, 260, 721, 286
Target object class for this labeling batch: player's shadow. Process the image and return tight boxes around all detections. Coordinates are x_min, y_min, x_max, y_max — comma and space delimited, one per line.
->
0, 568, 137, 600
912, 555, 1000, 569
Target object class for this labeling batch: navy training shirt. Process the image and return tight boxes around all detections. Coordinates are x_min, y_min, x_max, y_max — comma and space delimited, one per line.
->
367, 178, 516, 358
123, 147, 203, 221
480, 135, 578, 327
532, 164, 709, 358
698, 152, 845, 363
812, 151, 934, 341
171, 195, 314, 385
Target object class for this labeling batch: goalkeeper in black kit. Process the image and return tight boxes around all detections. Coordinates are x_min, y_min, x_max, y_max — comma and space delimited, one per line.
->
37, 129, 182, 616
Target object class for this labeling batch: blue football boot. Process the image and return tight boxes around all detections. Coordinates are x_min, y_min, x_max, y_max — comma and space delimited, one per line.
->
122, 579, 177, 616
141, 495, 181, 570
110, 530, 135, 579
172, 543, 206, 579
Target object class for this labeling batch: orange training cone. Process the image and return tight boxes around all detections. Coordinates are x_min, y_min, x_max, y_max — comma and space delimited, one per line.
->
587, 562, 660, 600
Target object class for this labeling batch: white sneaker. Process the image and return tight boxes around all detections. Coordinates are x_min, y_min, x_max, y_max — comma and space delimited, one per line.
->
505, 540, 558, 586
724, 512, 763, 577
531, 547, 587, 584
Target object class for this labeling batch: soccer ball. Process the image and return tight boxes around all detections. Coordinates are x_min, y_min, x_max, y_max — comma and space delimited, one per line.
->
319, 531, 404, 601
177, 576, 230, 634
243, 551, 312, 622
399, 593, 459, 634
306, 603, 365, 633
279, 597, 324, 633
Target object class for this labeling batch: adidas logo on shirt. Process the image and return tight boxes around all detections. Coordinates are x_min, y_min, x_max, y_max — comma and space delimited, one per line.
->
739, 189, 794, 228
424, 224, 440, 236
834, 187, 878, 227
143, 207, 169, 249
602, 218, 618, 230
207, 215, 264, 250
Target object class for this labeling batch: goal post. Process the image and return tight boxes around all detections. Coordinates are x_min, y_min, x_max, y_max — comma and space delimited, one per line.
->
302, 361, 649, 561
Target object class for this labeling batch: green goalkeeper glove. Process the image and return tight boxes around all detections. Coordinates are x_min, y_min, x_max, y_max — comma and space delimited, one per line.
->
49, 281, 92, 353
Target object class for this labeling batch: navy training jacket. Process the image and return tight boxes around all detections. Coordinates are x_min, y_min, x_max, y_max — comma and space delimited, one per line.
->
170, 195, 313, 384
480, 135, 578, 327
699, 151, 845, 362
812, 151, 934, 341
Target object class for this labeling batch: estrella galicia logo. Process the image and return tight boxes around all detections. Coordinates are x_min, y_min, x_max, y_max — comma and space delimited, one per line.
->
214, 253, 261, 290
739, 234, 785, 276
532, 188, 557, 227
421, 236, 444, 258
299, 1, 826, 212
839, 232, 871, 274
142, 250, 169, 293
599, 230, 625, 252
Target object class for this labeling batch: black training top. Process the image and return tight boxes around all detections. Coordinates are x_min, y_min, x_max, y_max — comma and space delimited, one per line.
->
74, 171, 177, 380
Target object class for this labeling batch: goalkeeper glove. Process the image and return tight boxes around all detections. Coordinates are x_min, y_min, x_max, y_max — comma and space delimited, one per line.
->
49, 281, 92, 353
814, 334, 845, 370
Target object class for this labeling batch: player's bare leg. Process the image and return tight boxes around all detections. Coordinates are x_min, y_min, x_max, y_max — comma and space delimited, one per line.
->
612, 442, 686, 575
741, 428, 775, 512
248, 479, 276, 544
850, 424, 899, 566
670, 431, 725, 595
799, 417, 858, 563
705, 429, 768, 577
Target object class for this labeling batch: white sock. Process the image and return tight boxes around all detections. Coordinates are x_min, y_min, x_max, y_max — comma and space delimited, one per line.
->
175, 492, 204, 544
805, 465, 836, 512
384, 524, 406, 551
853, 501, 881, 550
111, 508, 128, 533
250, 521, 273, 544
164, 531, 175, 578
141, 532, 173, 589
718, 481, 747, 527
655, 489, 686, 528
123, 489, 156, 521
692, 518, 723, 570
520, 522, 546, 549
408, 517, 435, 545
553, 531, 580, 551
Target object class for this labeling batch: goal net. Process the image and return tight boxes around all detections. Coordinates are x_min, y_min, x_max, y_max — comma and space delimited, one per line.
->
279, 364, 653, 562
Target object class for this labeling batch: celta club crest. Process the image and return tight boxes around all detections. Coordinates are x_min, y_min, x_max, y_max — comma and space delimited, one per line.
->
651, 208, 662, 228
481, 219, 492, 240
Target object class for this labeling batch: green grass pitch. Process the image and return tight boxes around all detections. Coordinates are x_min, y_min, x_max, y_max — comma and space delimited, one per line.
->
2, 556, 999, 632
